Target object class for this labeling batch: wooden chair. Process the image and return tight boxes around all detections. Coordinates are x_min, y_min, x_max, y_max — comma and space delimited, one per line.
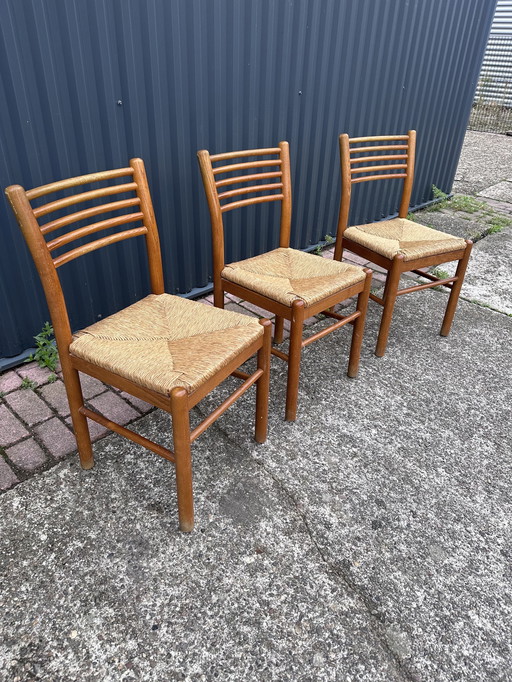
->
5, 158, 271, 532
335, 130, 473, 356
197, 142, 372, 422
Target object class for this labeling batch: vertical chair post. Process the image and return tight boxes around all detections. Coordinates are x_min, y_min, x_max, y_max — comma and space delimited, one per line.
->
347, 269, 372, 377
170, 387, 194, 532
285, 299, 305, 421
375, 254, 404, 357
62, 361, 94, 470
255, 319, 272, 443
440, 240, 473, 337
274, 316, 285, 344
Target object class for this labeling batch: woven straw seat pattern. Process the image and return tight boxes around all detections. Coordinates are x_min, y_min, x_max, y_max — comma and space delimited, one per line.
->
344, 218, 466, 262
222, 247, 366, 307
70, 294, 263, 396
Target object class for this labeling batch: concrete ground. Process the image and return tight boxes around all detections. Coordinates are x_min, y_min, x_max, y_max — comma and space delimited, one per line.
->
0, 130, 511, 681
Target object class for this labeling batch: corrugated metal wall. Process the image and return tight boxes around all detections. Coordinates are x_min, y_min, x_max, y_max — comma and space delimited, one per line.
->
0, 0, 496, 363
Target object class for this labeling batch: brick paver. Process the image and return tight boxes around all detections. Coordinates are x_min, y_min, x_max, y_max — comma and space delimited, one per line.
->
39, 380, 71, 416
78, 373, 109, 400
0, 458, 18, 490
6, 439, 46, 471
4, 389, 53, 426
66, 416, 108, 443
34, 418, 76, 460
0, 405, 30, 446
16, 362, 54, 385
88, 392, 140, 426
0, 371, 22, 394
120, 392, 154, 414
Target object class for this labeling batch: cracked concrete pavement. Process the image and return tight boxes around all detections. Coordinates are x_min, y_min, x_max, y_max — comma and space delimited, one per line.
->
0, 130, 511, 681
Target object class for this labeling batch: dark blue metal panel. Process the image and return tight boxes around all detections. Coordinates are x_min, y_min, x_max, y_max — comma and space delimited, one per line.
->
0, 0, 496, 362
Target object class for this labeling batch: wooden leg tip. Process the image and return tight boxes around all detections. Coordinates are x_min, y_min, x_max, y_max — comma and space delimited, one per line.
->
79, 458, 95, 470
179, 520, 194, 533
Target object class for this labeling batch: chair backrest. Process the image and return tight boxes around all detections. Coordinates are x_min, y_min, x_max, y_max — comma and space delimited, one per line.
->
197, 142, 292, 281
336, 130, 416, 245
5, 158, 164, 353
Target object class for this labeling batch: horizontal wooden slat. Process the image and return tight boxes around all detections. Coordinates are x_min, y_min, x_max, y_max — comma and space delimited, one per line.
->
189, 368, 263, 443
79, 406, 175, 462
349, 135, 409, 143
220, 194, 284, 212
350, 154, 407, 164
26, 167, 134, 199
210, 147, 280, 161
52, 226, 147, 267
213, 159, 282, 175
47, 212, 144, 251
351, 163, 408, 174
40, 198, 140, 235
350, 144, 408, 154
33, 183, 138, 218
215, 171, 282, 188
218, 183, 283, 200
351, 173, 407, 184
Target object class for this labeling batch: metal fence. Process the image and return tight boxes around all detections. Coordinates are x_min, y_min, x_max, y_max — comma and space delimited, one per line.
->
0, 0, 497, 366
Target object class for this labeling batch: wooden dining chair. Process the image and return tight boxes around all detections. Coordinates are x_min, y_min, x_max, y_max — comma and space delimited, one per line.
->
335, 130, 473, 356
5, 158, 271, 532
197, 142, 372, 422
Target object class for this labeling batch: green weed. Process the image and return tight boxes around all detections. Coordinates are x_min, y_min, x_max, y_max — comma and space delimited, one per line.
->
21, 377, 37, 390
26, 322, 58, 372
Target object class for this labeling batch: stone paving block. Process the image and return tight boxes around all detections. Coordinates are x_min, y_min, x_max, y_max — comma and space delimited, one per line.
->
88, 391, 140, 427
0, 371, 22, 393
4, 390, 53, 427
66, 417, 108, 443
34, 418, 76, 460
225, 293, 242, 303
477, 180, 512, 203
0, 405, 30, 447
79, 373, 108, 400
16, 362, 54, 386
224, 302, 256, 317
39, 380, 71, 416
238, 300, 275, 320
197, 297, 213, 305
0, 458, 18, 490
344, 250, 370, 266
372, 272, 387, 284
120, 392, 154, 414
6, 438, 46, 471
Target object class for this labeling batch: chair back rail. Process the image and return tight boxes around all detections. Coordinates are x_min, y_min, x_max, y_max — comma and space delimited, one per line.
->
5, 158, 164, 352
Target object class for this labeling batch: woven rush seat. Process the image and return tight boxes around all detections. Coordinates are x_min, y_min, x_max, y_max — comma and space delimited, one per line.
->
344, 218, 466, 262
70, 293, 263, 396
222, 247, 366, 307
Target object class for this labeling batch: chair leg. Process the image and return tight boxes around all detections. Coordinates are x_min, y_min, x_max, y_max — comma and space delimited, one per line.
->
285, 299, 305, 421
375, 255, 403, 357
347, 269, 372, 377
440, 240, 473, 337
62, 364, 94, 469
170, 387, 194, 532
274, 316, 285, 344
255, 320, 272, 443
213, 280, 224, 309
